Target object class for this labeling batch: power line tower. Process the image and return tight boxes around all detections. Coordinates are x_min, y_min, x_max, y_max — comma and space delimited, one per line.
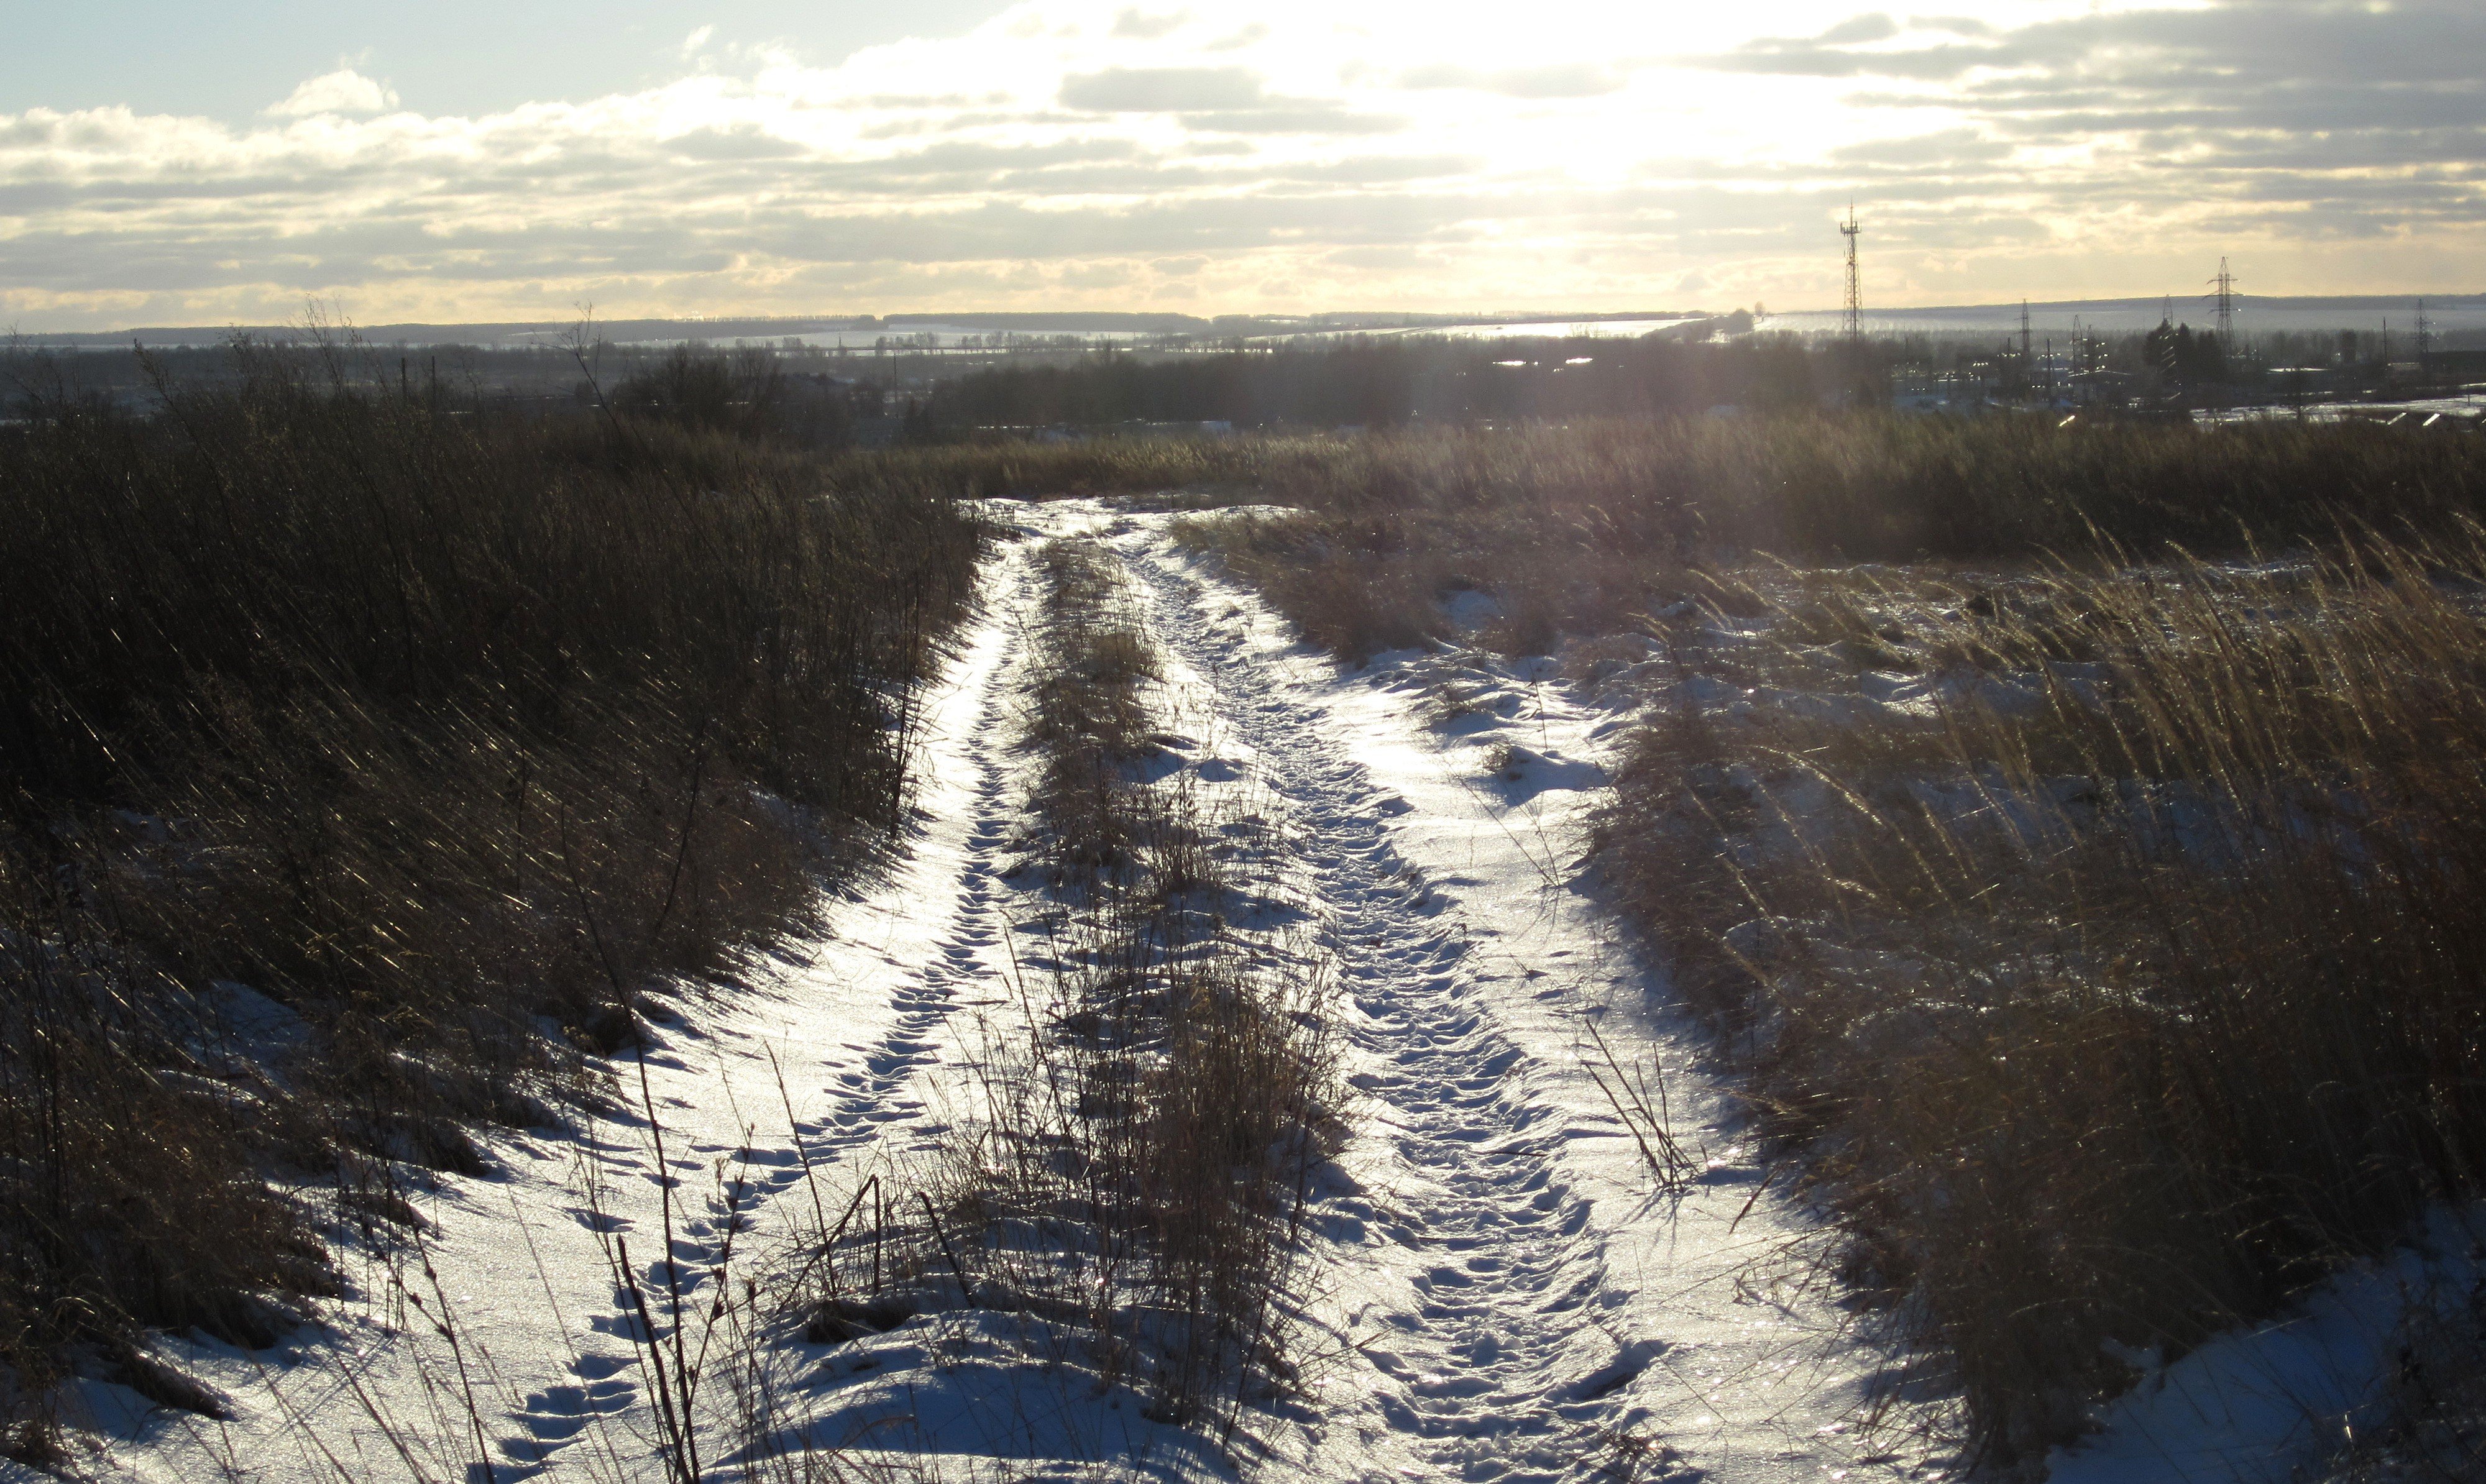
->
1839, 203, 1863, 342
2415, 298, 2434, 361
2208, 257, 2236, 344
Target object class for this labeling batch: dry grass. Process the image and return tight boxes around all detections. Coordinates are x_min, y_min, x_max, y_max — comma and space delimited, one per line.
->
828, 434, 1276, 502
1131, 413, 2486, 1463
1024, 540, 1165, 873
0, 875, 334, 1459
1168, 415, 2486, 665
1598, 529, 2486, 1463
883, 535, 1340, 1434
1169, 512, 1451, 662
835, 411, 2486, 600
948, 917, 1339, 1429
0, 339, 984, 1452
2316, 1267, 2486, 1482
1232, 415, 2486, 561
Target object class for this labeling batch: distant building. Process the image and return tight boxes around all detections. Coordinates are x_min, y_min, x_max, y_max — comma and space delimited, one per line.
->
2070, 370, 2135, 407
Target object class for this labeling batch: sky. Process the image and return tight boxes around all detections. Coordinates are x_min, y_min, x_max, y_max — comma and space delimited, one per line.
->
1, 0, 2480, 329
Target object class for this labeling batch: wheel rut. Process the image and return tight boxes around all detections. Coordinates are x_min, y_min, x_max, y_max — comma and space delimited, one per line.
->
472, 537, 1045, 1480
799, 543, 1039, 1170
1119, 536, 1648, 1484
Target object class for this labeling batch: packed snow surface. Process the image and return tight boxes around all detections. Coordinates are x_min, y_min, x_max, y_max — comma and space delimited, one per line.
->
43, 498, 2427, 1483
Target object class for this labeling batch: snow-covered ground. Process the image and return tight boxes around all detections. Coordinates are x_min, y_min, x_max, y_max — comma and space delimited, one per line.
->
2047, 1206, 2485, 1484
1109, 521, 1939, 1484
38, 497, 2443, 1484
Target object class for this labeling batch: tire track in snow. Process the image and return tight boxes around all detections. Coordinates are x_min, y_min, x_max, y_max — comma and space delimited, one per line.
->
798, 544, 1039, 1170
471, 535, 1047, 1481
1117, 537, 1651, 1483
372, 506, 1913, 1484
1118, 521, 1949, 1484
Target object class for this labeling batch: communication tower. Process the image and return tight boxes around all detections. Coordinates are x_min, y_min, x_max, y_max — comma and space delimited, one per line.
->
2416, 298, 2434, 361
1839, 204, 1863, 341
2019, 299, 2033, 364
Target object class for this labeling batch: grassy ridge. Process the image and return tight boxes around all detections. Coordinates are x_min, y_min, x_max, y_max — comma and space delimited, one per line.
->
0, 346, 983, 1455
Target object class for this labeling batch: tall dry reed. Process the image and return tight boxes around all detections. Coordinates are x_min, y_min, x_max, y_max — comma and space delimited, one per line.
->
0, 338, 984, 1453
1600, 530, 2486, 1461
1173, 414, 2486, 658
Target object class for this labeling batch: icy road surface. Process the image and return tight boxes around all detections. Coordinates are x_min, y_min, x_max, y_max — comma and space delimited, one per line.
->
39, 502, 1942, 1484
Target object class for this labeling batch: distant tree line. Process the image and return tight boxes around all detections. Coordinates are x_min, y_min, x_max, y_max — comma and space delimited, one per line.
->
911, 321, 2479, 435
2143, 321, 2230, 384
918, 338, 1838, 432
605, 344, 888, 448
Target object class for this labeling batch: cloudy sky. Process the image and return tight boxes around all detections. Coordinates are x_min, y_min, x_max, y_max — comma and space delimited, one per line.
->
2, 0, 2479, 328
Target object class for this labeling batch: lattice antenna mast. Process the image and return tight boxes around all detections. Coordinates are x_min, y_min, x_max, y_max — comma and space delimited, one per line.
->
1839, 203, 1863, 342
2209, 257, 2237, 344
2416, 298, 2434, 360
2019, 299, 2032, 363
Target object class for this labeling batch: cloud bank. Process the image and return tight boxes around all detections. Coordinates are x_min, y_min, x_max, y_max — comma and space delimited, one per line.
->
3, 0, 2480, 327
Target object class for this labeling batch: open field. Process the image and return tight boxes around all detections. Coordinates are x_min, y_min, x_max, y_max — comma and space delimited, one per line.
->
7, 380, 2486, 1482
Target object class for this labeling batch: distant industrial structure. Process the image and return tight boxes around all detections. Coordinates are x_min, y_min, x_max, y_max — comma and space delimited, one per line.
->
2210, 259, 2237, 344
1842, 234, 2483, 423
1839, 205, 1863, 342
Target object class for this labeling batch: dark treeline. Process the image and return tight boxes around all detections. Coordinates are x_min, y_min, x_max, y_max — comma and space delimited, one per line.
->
926, 337, 1833, 430
9, 339, 903, 450
924, 324, 2483, 433
25, 321, 2462, 462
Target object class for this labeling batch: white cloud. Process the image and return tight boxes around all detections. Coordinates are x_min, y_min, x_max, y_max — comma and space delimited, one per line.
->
1059, 66, 1265, 111
1398, 63, 1625, 98
1111, 9, 1188, 40
264, 68, 400, 119
4, 0, 2480, 328
682, 25, 717, 57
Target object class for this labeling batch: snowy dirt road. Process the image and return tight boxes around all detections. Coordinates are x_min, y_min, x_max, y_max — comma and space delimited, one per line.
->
40, 502, 1943, 1484
1103, 516, 1937, 1484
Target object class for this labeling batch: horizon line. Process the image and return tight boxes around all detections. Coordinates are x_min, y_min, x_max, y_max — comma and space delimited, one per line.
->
14, 291, 2486, 342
